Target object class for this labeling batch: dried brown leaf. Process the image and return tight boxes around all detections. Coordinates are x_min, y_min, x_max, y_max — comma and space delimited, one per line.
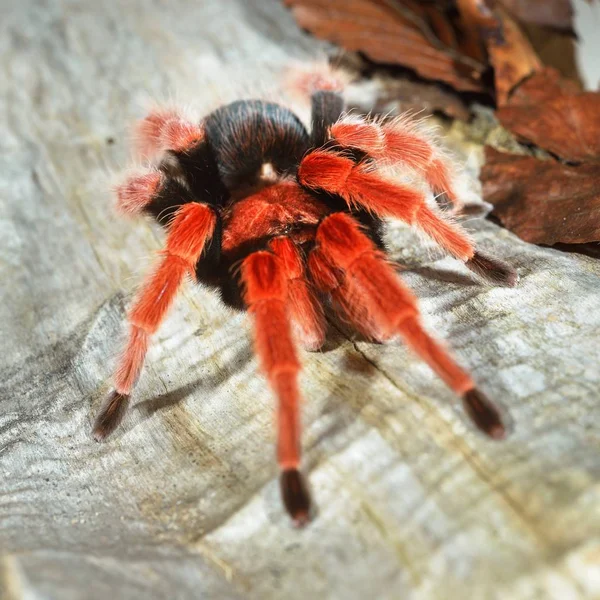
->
348, 74, 470, 121
498, 0, 574, 30
497, 69, 600, 163
285, 0, 487, 92
457, 0, 542, 105
504, 67, 581, 108
482, 147, 600, 245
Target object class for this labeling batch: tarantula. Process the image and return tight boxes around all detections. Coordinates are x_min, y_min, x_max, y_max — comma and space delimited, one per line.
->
93, 66, 517, 526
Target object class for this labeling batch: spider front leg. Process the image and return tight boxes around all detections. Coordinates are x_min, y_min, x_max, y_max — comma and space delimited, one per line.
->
240, 251, 311, 526
298, 150, 517, 287
93, 202, 217, 441
415, 203, 518, 286
309, 213, 506, 438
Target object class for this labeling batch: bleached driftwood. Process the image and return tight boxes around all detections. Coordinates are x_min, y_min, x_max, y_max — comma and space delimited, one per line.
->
2, 1, 600, 599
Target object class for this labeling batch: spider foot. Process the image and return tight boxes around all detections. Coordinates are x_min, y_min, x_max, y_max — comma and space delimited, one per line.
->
463, 388, 506, 440
92, 390, 130, 442
280, 469, 311, 527
466, 251, 518, 287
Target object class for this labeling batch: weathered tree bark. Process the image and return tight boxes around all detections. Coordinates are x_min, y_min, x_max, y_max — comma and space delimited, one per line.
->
1, 1, 600, 599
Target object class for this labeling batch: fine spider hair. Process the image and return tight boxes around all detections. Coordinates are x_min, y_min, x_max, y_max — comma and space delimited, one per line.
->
93, 64, 517, 527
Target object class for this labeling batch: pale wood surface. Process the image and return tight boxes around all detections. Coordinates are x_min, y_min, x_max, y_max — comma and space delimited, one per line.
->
2, 1, 600, 599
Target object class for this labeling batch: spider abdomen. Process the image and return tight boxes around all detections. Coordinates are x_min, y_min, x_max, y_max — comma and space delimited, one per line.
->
204, 100, 310, 187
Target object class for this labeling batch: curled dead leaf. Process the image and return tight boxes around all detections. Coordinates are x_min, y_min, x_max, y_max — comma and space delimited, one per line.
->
482, 147, 600, 246
497, 0, 574, 30
285, 0, 487, 92
347, 73, 470, 121
457, 0, 542, 105
497, 69, 600, 163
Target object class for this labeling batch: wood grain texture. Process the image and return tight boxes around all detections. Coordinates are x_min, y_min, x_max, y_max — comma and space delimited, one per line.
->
1, 1, 600, 599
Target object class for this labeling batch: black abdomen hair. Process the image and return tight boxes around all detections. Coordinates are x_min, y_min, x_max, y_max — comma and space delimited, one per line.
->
204, 100, 310, 187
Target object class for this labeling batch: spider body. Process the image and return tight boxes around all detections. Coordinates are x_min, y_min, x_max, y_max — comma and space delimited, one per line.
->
93, 68, 517, 526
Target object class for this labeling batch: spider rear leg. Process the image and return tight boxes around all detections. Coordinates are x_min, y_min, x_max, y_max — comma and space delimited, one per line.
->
116, 113, 228, 228
93, 202, 217, 441
284, 62, 346, 147
311, 90, 344, 147
114, 168, 164, 217
135, 107, 204, 160
240, 251, 311, 526
330, 115, 463, 210
312, 213, 506, 439
269, 237, 326, 351
115, 167, 207, 227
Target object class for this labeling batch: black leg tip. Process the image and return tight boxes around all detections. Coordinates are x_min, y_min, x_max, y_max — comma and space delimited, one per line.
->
280, 469, 312, 527
463, 388, 506, 440
466, 251, 518, 287
92, 391, 130, 442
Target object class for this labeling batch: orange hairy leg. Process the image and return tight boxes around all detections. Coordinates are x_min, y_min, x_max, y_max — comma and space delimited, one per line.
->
413, 204, 516, 285
414, 203, 475, 262
114, 168, 163, 217
298, 150, 472, 259
312, 213, 505, 438
330, 116, 462, 209
93, 202, 216, 441
308, 237, 391, 342
241, 251, 311, 526
135, 108, 204, 159
269, 237, 326, 351
299, 150, 516, 286
298, 150, 423, 222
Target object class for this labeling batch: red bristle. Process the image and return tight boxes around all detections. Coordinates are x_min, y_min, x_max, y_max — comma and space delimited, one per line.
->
346, 167, 425, 221
115, 170, 162, 216
426, 158, 459, 205
285, 63, 346, 99
270, 237, 326, 351
241, 251, 288, 306
315, 212, 374, 269
273, 373, 302, 470
314, 214, 417, 339
383, 127, 434, 169
160, 118, 204, 153
222, 182, 328, 254
314, 213, 476, 396
398, 317, 474, 394
330, 120, 385, 155
269, 237, 304, 279
135, 109, 178, 158
129, 203, 216, 334
415, 205, 474, 261
114, 325, 149, 394
166, 202, 216, 263
241, 252, 303, 473
129, 254, 190, 334
297, 150, 354, 194
307, 249, 341, 294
